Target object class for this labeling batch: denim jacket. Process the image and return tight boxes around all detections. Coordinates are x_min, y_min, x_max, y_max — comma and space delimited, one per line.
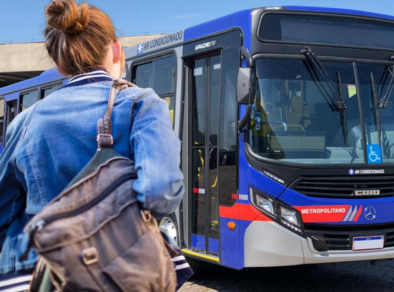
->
0, 70, 184, 276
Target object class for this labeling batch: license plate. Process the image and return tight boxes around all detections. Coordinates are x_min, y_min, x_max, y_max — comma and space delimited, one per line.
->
352, 235, 384, 251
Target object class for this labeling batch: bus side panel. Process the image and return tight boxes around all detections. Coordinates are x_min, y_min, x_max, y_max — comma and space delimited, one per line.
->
224, 105, 286, 269
219, 202, 274, 269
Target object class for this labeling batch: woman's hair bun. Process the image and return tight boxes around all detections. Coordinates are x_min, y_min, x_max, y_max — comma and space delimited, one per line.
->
45, 0, 89, 34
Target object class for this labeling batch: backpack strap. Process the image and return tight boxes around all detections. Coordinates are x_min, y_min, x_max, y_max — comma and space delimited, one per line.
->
97, 79, 136, 149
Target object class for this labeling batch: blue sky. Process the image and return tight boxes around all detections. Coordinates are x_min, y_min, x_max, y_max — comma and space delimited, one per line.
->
0, 0, 393, 44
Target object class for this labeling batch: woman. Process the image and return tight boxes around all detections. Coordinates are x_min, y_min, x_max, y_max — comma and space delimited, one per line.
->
0, 0, 184, 290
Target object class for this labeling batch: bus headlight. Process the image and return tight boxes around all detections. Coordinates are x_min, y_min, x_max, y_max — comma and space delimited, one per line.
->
256, 195, 274, 215
250, 187, 304, 235
279, 206, 299, 226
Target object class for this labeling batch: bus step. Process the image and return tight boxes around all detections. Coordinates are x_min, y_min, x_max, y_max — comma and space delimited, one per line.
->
182, 248, 220, 262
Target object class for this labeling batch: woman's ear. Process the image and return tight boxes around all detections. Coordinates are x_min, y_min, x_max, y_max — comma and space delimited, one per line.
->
112, 40, 122, 64
57, 66, 69, 77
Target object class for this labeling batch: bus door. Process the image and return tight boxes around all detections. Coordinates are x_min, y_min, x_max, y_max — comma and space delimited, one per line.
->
189, 54, 221, 256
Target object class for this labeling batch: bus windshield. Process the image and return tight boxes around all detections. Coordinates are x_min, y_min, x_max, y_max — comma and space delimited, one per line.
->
249, 59, 394, 164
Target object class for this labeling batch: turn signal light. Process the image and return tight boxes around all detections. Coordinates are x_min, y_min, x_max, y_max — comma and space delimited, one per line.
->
228, 222, 236, 230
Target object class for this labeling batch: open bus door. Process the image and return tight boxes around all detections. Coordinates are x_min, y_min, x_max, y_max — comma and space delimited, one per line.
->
188, 54, 222, 257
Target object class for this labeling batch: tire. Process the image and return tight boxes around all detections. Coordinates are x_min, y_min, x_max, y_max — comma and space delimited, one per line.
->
158, 215, 201, 274
158, 215, 178, 244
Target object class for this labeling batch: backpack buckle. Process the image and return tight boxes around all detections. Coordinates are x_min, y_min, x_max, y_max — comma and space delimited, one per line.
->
140, 210, 152, 222
97, 134, 113, 148
82, 247, 99, 266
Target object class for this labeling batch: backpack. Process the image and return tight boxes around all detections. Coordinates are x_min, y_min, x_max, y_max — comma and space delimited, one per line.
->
20, 79, 177, 292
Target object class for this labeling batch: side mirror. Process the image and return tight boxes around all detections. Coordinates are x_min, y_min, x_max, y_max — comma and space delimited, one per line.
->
237, 68, 256, 105
237, 46, 255, 133
237, 67, 252, 104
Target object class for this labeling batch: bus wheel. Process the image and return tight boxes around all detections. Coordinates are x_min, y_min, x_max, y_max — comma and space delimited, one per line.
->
158, 216, 200, 274
159, 216, 178, 243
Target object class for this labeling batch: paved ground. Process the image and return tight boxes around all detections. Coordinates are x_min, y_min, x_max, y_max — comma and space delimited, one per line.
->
179, 259, 394, 292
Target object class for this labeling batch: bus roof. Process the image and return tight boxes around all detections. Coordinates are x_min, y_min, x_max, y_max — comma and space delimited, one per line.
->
125, 6, 394, 58
0, 67, 64, 97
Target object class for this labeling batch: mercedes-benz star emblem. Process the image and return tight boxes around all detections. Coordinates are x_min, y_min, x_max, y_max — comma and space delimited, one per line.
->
364, 206, 377, 221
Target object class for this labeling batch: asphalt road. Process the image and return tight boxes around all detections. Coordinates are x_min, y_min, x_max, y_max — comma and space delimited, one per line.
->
179, 259, 394, 292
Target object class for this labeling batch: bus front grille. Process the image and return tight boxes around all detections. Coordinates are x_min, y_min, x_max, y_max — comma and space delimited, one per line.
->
291, 175, 394, 198
305, 223, 394, 251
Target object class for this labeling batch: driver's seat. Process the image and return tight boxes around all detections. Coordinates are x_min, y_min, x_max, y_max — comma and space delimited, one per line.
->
285, 95, 310, 131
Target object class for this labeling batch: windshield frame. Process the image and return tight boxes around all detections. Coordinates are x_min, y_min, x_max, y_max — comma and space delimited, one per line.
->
244, 54, 394, 168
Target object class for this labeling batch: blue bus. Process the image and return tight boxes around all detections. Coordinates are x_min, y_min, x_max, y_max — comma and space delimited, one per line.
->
2, 6, 394, 271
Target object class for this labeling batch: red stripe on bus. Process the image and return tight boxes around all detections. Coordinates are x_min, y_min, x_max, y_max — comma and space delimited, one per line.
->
219, 203, 272, 222
353, 205, 363, 222
294, 205, 350, 223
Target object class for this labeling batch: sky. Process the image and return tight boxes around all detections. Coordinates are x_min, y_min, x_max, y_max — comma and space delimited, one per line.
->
0, 0, 393, 44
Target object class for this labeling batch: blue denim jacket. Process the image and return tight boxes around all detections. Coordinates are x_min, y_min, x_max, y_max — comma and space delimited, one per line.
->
0, 70, 184, 276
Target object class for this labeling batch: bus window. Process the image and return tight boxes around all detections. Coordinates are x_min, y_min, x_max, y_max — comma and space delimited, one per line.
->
133, 55, 177, 127
5, 100, 17, 136
134, 62, 152, 89
0, 98, 4, 144
20, 91, 39, 112
153, 56, 176, 96
163, 96, 175, 126
41, 84, 62, 99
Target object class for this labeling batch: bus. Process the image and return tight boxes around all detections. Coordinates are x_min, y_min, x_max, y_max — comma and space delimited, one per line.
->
2, 6, 394, 271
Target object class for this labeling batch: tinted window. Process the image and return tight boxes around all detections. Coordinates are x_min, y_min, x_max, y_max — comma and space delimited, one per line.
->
20, 91, 38, 112
153, 56, 176, 95
192, 58, 206, 146
135, 62, 153, 89
163, 96, 175, 127
219, 47, 238, 207
259, 14, 394, 50
133, 55, 177, 128
133, 55, 176, 95
41, 84, 62, 99
250, 59, 361, 164
358, 64, 394, 164
0, 98, 4, 144
209, 56, 221, 146
5, 100, 17, 143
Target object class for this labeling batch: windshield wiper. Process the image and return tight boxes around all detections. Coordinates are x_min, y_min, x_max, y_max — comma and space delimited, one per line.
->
302, 47, 340, 111
302, 46, 348, 146
337, 72, 348, 147
370, 72, 382, 147
379, 66, 394, 109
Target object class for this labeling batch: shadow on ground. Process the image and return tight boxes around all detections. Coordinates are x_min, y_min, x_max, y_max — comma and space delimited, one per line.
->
180, 259, 394, 292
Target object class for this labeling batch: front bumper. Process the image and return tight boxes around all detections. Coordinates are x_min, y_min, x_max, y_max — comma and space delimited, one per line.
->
244, 221, 394, 267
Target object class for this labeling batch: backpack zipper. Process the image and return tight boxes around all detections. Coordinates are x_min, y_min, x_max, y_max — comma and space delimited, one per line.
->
19, 172, 136, 262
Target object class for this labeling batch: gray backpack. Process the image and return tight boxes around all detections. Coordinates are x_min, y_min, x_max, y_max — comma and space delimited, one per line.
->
20, 79, 177, 292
